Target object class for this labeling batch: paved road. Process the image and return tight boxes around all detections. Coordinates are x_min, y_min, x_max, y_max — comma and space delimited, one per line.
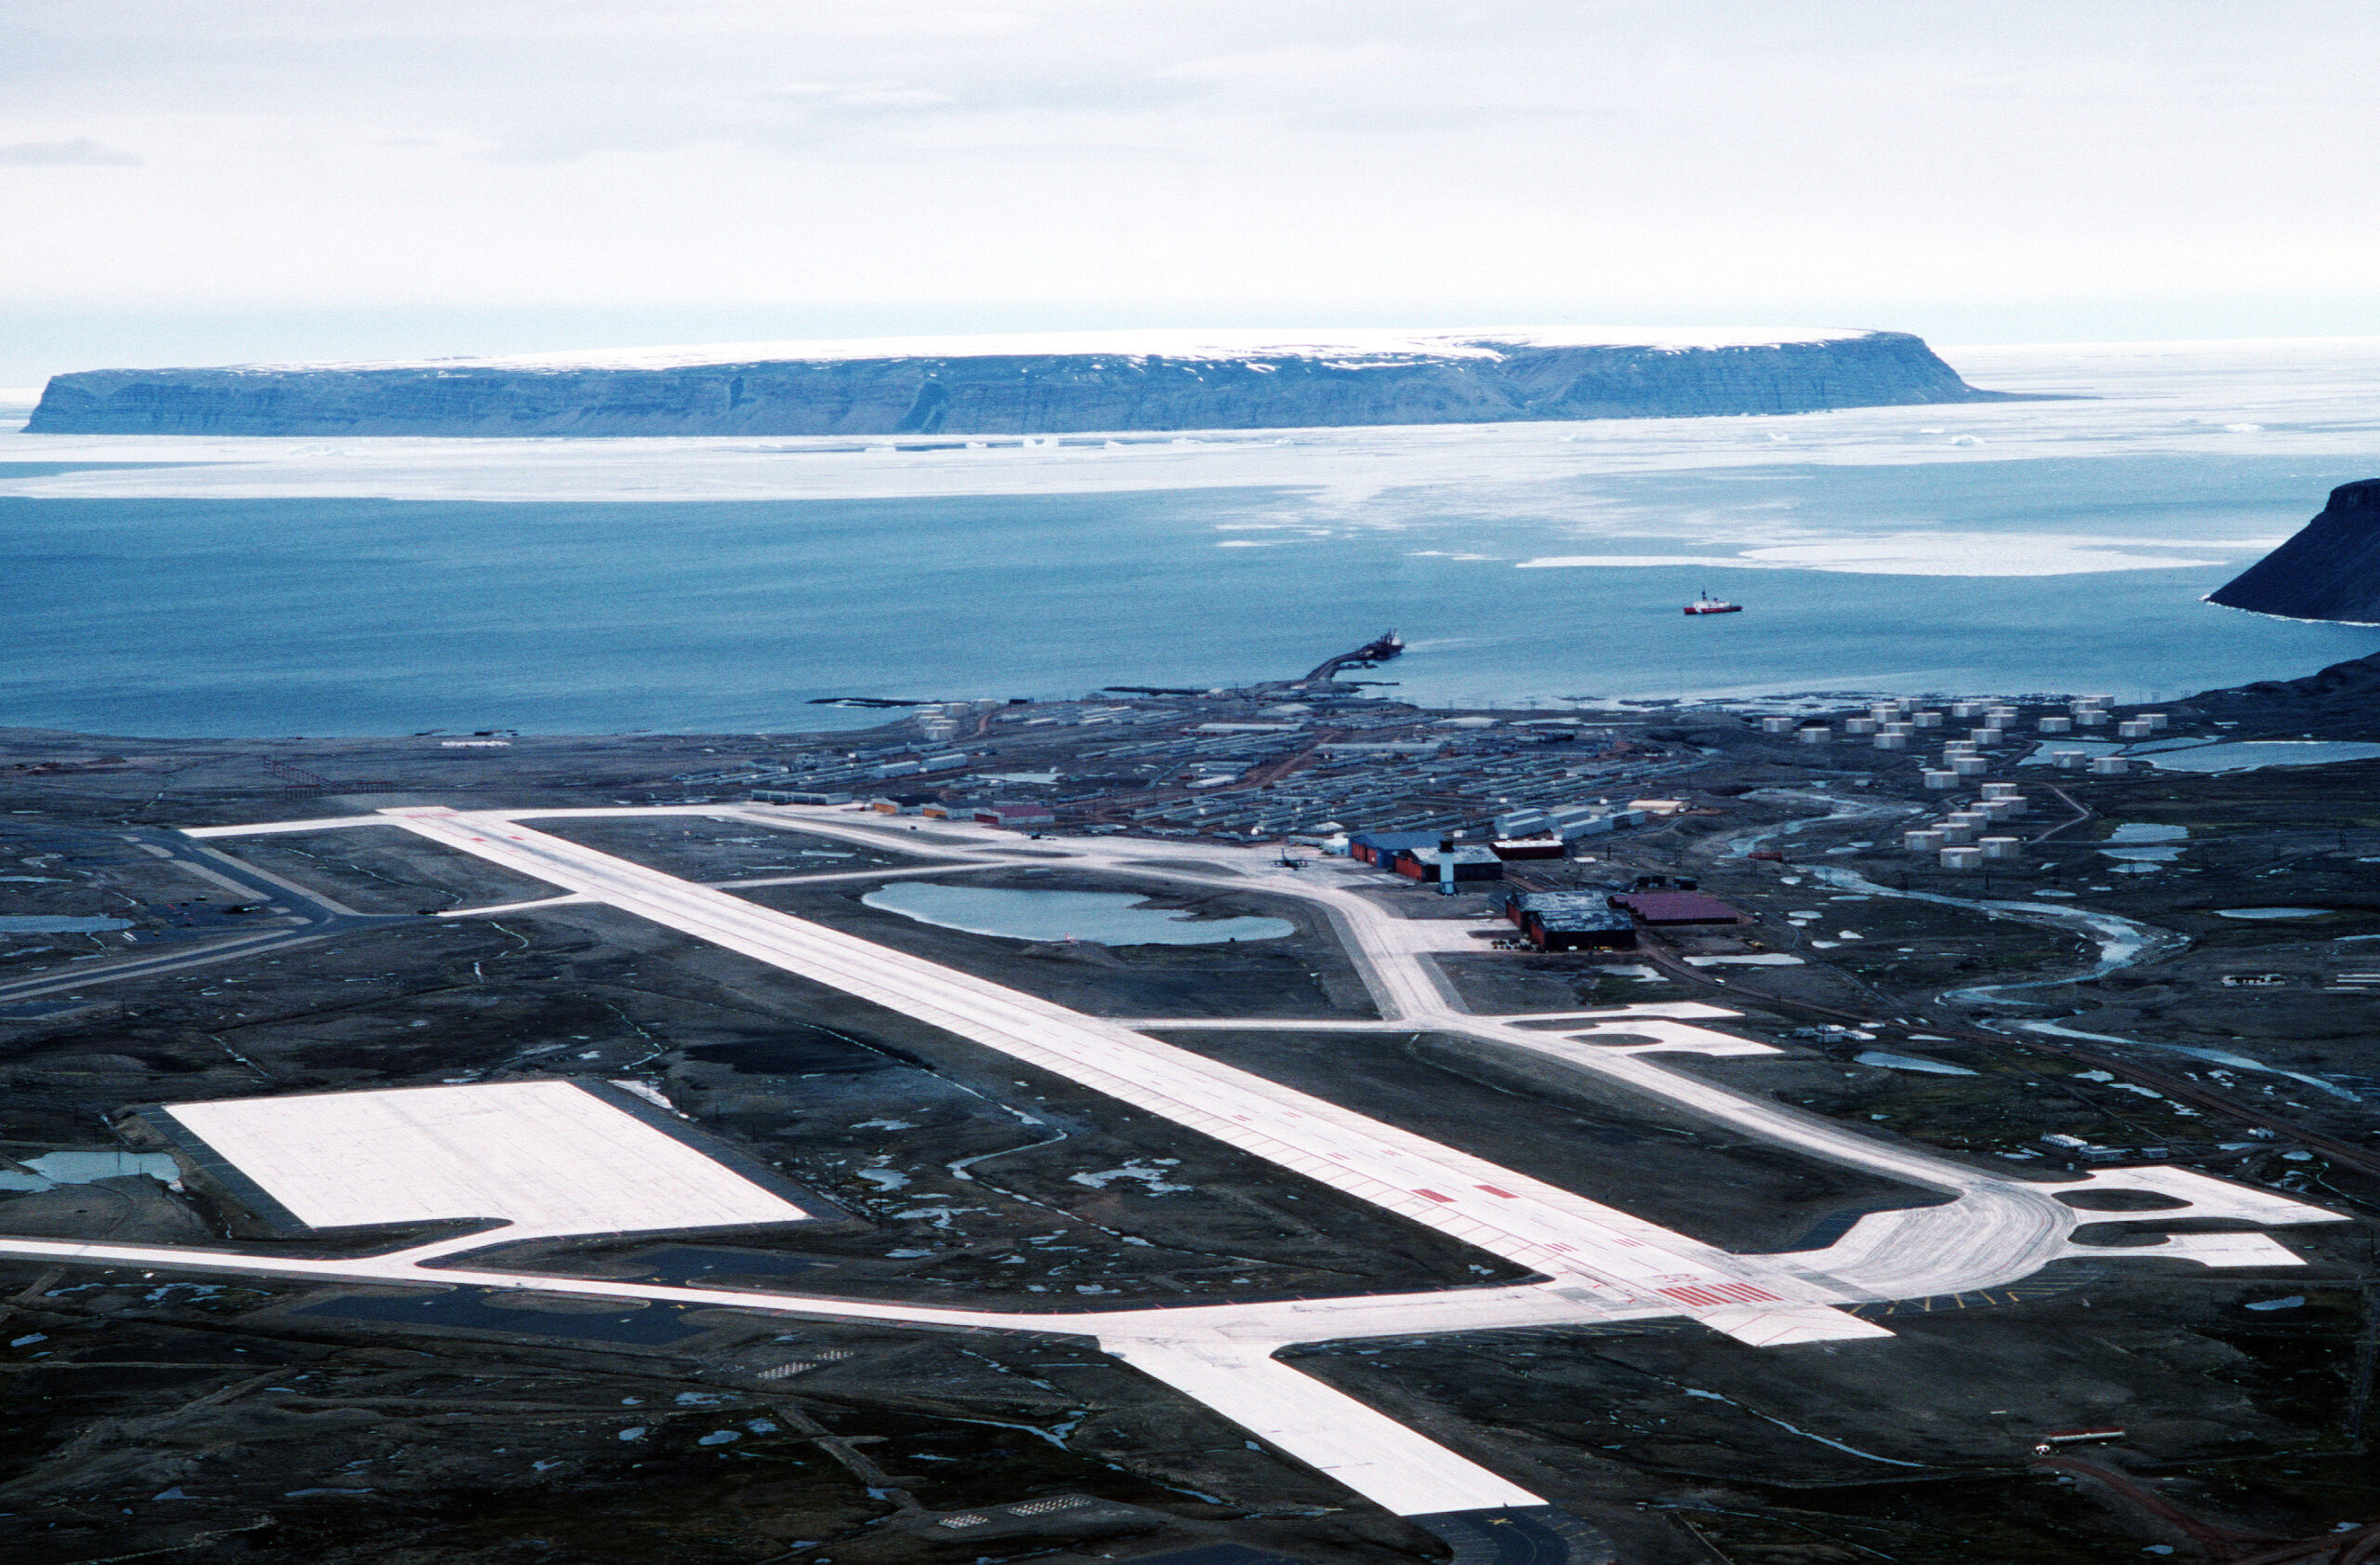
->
0, 802, 2341, 1522
0, 829, 405, 1008
735, 806, 2326, 1300
377, 807, 1891, 1344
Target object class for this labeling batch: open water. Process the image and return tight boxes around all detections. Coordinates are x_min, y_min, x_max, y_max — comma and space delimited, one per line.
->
862, 882, 1296, 945
6, 339, 2378, 736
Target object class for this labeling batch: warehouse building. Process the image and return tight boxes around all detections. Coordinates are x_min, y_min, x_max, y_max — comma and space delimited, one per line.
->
1348, 829, 1446, 866
975, 802, 1057, 829
1501, 890, 1636, 951
1392, 843, 1505, 882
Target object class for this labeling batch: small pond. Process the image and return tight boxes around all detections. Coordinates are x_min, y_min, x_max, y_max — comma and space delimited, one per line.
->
2018, 740, 2122, 765
1854, 1050, 1978, 1076
0, 915, 133, 934
0, 1149, 180, 1192
862, 882, 1295, 945
2134, 741, 2380, 773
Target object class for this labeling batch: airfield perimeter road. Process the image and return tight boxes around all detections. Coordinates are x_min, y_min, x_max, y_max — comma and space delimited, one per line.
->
0, 829, 410, 1009
0, 803, 2337, 1521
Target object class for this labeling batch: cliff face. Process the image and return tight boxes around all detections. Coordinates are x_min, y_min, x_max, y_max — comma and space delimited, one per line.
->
25, 327, 2014, 437
2207, 479, 2380, 625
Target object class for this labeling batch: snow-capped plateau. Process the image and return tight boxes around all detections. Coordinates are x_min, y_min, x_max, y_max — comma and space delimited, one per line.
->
28, 326, 2014, 437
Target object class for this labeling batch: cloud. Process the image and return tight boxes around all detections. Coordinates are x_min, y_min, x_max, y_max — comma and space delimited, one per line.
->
0, 138, 142, 167
765, 82, 956, 109
9, 1, 2380, 337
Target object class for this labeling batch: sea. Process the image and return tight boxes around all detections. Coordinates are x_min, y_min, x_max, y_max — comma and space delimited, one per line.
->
5, 338, 2378, 737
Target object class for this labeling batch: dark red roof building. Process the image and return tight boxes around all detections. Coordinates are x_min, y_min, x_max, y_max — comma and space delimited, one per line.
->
1609, 890, 1744, 925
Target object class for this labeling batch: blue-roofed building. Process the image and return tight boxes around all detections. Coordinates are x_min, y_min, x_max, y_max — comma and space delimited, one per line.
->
1347, 829, 1446, 867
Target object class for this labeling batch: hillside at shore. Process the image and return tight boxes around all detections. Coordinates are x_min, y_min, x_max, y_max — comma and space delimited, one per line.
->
2207, 478, 2380, 626
26, 325, 2016, 437
2185, 642, 2380, 736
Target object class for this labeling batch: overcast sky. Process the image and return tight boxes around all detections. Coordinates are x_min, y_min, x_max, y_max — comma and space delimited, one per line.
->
7, 1, 2380, 382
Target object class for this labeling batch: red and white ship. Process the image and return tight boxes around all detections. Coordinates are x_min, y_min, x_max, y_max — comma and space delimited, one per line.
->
1683, 590, 1743, 616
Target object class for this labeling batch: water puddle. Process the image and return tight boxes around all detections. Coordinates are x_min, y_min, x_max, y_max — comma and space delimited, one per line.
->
0, 1149, 179, 1192
2015, 1017, 2359, 1101
1854, 1050, 1978, 1076
862, 882, 1294, 945
0, 915, 133, 934
2019, 740, 2122, 765
2134, 741, 2380, 772
2215, 907, 2334, 921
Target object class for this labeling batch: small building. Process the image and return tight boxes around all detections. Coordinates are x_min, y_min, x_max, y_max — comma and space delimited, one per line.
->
751, 789, 853, 805
869, 791, 941, 816
1393, 845, 1504, 882
1609, 889, 1744, 925
974, 802, 1057, 829
1490, 836, 1567, 861
1348, 829, 1446, 867
1501, 890, 1636, 951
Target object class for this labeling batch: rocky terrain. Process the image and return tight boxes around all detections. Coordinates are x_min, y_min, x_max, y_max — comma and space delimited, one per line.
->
2207, 477, 2380, 624
2185, 642, 2380, 734
26, 326, 2016, 436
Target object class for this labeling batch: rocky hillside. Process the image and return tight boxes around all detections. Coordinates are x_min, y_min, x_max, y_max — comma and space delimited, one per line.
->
2206, 478, 2380, 625
2186, 643, 2380, 736
26, 326, 2016, 437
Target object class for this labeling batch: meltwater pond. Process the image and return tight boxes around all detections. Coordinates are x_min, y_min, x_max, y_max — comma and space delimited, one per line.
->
0, 1149, 179, 1192
0, 915, 132, 934
862, 882, 1295, 945
2130, 740, 2380, 772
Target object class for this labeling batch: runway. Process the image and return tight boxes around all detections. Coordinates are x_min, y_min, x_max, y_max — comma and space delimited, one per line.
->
0, 802, 2341, 1521
375, 806, 1893, 1346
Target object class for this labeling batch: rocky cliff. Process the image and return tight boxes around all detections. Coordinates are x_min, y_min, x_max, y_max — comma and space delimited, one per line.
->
2206, 479, 2380, 625
26, 326, 2016, 437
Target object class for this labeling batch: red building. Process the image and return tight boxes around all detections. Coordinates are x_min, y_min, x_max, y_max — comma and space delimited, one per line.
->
1608, 889, 1744, 925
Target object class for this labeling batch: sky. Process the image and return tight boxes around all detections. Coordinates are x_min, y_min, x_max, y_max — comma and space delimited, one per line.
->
7, 0, 2380, 385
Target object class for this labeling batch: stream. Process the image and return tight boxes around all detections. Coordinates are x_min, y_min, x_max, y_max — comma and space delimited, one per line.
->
1712, 789, 2183, 1007
1707, 789, 2349, 1098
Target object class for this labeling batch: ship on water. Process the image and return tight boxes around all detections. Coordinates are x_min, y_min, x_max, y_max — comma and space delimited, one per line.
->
1683, 591, 1743, 617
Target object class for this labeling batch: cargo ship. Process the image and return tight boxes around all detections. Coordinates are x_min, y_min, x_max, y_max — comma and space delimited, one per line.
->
1683, 592, 1743, 616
